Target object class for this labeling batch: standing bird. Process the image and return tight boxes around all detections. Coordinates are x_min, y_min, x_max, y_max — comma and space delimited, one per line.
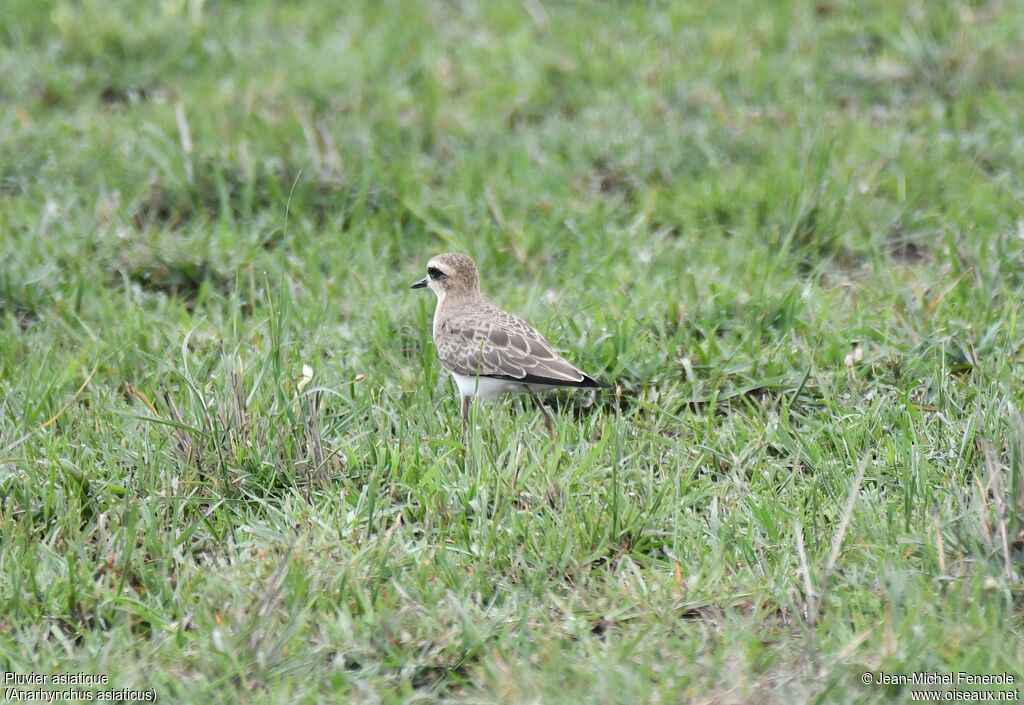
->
411, 253, 610, 443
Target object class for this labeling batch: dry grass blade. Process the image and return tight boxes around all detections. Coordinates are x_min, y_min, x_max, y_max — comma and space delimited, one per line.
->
301, 390, 328, 495
794, 521, 816, 622
126, 382, 160, 416
230, 366, 249, 446
980, 439, 1013, 580
245, 544, 296, 658
163, 390, 198, 471
1010, 403, 1024, 511
1, 365, 97, 456
806, 453, 870, 629
933, 504, 946, 577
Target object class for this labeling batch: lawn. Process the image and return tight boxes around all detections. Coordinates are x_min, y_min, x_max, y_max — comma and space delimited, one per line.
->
2, 0, 1024, 702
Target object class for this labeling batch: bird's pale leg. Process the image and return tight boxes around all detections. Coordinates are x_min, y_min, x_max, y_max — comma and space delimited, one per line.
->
530, 391, 557, 442
461, 395, 471, 448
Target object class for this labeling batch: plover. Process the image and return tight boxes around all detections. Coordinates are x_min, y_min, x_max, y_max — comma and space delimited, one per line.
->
411, 253, 610, 442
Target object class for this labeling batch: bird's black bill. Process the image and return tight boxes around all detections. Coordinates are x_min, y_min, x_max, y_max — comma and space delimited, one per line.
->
410, 277, 428, 289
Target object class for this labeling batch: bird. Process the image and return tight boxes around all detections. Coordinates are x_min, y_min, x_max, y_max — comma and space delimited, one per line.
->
411, 252, 610, 443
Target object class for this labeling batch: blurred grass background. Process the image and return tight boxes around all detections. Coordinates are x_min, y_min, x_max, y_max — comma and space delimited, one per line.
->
2, 0, 1024, 703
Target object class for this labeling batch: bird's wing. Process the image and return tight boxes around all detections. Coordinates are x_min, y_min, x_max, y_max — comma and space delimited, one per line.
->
437, 305, 588, 384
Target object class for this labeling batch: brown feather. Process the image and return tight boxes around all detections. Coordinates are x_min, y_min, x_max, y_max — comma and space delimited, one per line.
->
437, 303, 587, 383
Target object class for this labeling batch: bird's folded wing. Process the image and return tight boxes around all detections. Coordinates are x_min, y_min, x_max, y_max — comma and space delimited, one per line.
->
438, 309, 586, 383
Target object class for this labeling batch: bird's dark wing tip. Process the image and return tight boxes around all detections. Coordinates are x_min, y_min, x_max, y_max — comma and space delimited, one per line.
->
488, 371, 613, 389
581, 374, 613, 389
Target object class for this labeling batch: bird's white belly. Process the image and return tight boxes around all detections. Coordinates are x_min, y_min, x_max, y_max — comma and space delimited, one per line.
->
450, 371, 546, 399
451, 372, 519, 399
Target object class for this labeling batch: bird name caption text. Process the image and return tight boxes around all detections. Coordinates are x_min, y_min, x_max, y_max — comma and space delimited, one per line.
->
3, 672, 157, 702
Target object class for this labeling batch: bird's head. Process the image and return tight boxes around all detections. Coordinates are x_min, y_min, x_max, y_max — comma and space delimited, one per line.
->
410, 253, 481, 304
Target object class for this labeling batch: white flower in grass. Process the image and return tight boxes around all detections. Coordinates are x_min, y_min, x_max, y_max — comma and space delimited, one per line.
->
298, 364, 314, 391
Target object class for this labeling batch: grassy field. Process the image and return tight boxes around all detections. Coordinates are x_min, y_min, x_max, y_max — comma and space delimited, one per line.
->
3, 0, 1024, 702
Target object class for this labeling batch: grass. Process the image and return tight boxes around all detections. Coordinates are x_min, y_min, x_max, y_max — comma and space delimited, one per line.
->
2, 0, 1024, 702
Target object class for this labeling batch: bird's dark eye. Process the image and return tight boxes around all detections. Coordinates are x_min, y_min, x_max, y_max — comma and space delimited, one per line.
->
427, 266, 444, 279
